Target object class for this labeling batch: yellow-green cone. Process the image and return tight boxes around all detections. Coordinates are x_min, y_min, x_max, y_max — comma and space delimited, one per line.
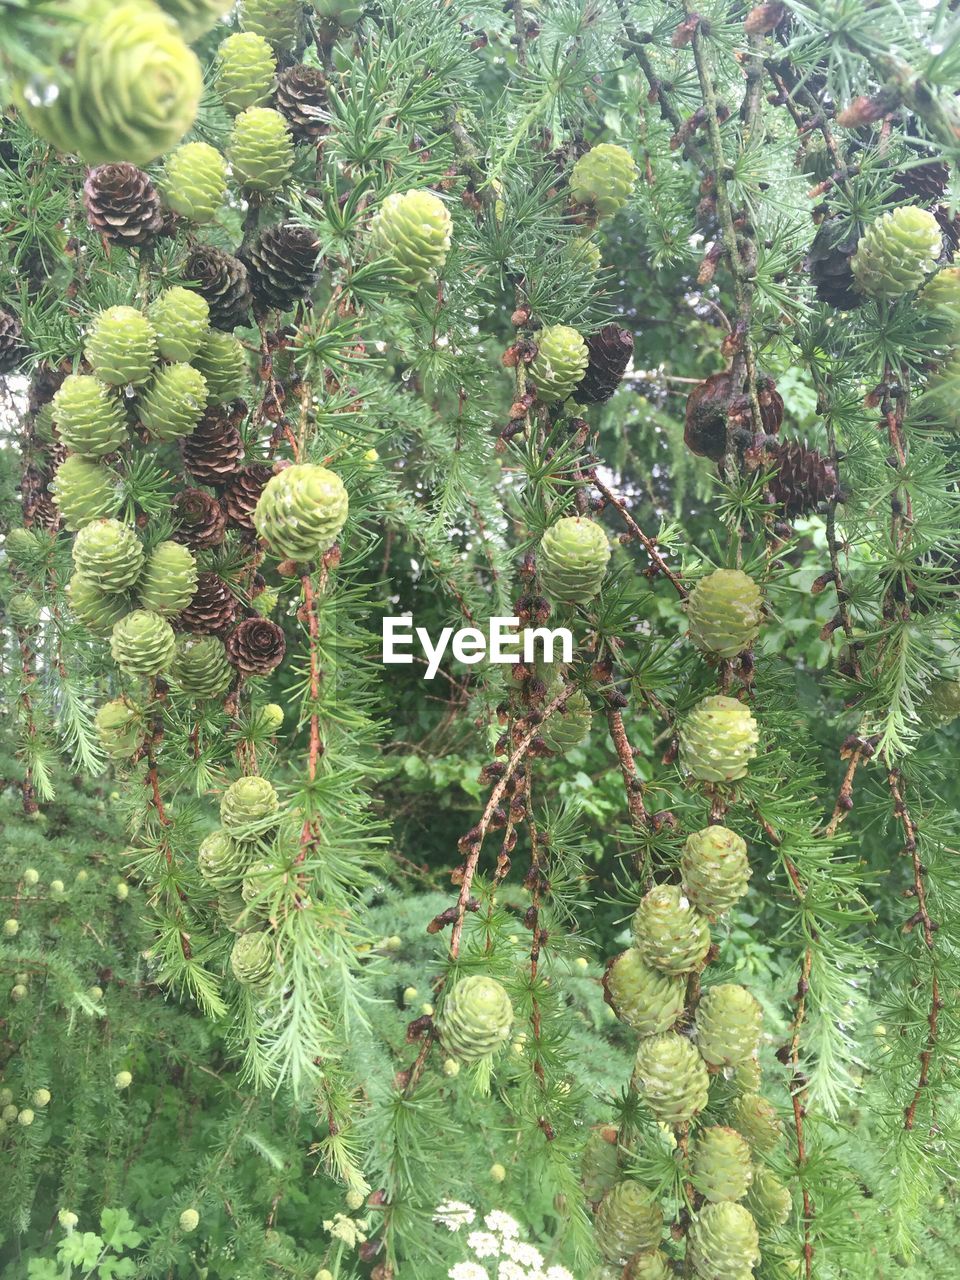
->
729, 1094, 782, 1155
541, 683, 592, 751
85, 307, 157, 388
632, 1032, 710, 1124
623, 1252, 672, 1280
72, 518, 144, 593
220, 775, 280, 840
688, 1202, 760, 1280
7, 593, 41, 628
681, 825, 752, 919
149, 288, 210, 363
230, 929, 274, 987
161, 143, 228, 223
594, 1180, 663, 1264
528, 324, 589, 403
198, 829, 250, 890
851, 206, 941, 301
538, 516, 610, 604
369, 189, 453, 286
632, 883, 710, 975
229, 107, 294, 193
240, 0, 304, 49
569, 144, 637, 218
192, 331, 248, 405
254, 463, 349, 559
580, 1127, 620, 1203
917, 350, 960, 431
136, 364, 208, 441
696, 983, 763, 1068
95, 698, 142, 761
170, 636, 233, 699
921, 676, 960, 728
603, 948, 686, 1035
744, 1166, 791, 1230
918, 267, 960, 341
686, 569, 763, 658
67, 573, 131, 636
437, 974, 514, 1063
156, 0, 234, 42
110, 610, 176, 676
51, 375, 127, 459
216, 32, 276, 114
51, 456, 122, 530
680, 695, 759, 783
138, 542, 198, 616
691, 1126, 754, 1203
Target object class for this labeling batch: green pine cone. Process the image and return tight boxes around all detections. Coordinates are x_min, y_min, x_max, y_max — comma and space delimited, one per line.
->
17, 3, 202, 167
918, 267, 960, 342
632, 1032, 710, 1125
691, 1127, 754, 1203
67, 573, 132, 637
313, 0, 364, 25
170, 635, 233, 699
192, 330, 248, 404
110, 609, 176, 676
7, 593, 41, 628
138, 541, 198, 616
95, 698, 143, 761
595, 1180, 663, 1264
734, 1056, 762, 1095
681, 825, 752, 919
369, 189, 453, 286
580, 1127, 620, 1203
161, 142, 228, 223
686, 569, 763, 658
569, 144, 637, 218
921, 676, 960, 728
679, 695, 759, 783
72, 518, 144, 594
562, 235, 602, 279
85, 306, 157, 388
696, 983, 763, 1068
254, 463, 349, 559
150, 288, 210, 363
633, 884, 710, 976
156, 0, 233, 42
230, 929, 274, 987
5, 528, 39, 567
623, 1252, 672, 1280
217, 33, 276, 114
229, 107, 294, 193
603, 948, 686, 1035
541, 685, 592, 751
744, 1166, 791, 1231
528, 324, 589, 403
851, 206, 941, 301
538, 516, 610, 605
240, 0, 304, 48
728, 1094, 782, 1155
220, 775, 280, 840
437, 974, 514, 1063
198, 829, 250, 890
217, 888, 247, 930
688, 1203, 760, 1280
918, 350, 960, 431
240, 861, 276, 917
51, 375, 127, 459
136, 363, 208, 441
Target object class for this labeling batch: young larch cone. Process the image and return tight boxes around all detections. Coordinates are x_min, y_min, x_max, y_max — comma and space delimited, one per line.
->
575, 324, 634, 404
767, 440, 838, 515
82, 164, 163, 248
222, 463, 274, 532
182, 409, 245, 486
185, 244, 254, 331
225, 617, 286, 675
244, 222, 322, 312
174, 487, 227, 549
274, 64, 329, 141
177, 571, 239, 636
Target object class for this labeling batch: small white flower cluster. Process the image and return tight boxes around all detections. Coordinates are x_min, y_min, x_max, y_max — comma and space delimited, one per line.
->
435, 1204, 575, 1280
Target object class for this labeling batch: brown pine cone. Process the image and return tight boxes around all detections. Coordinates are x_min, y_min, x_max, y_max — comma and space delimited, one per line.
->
185, 244, 253, 332
767, 440, 838, 515
225, 618, 286, 675
275, 64, 328, 141
685, 372, 733, 460
83, 164, 163, 248
576, 324, 634, 404
244, 223, 322, 312
177, 572, 238, 636
174, 487, 227, 549
223, 463, 274, 532
0, 309, 26, 375
892, 159, 950, 205
182, 409, 245, 486
934, 205, 960, 265
806, 216, 863, 310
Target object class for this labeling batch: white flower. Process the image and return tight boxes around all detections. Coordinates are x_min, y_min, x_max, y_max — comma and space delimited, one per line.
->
496, 1263, 528, 1280
449, 1264, 488, 1280
545, 1268, 575, 1280
322, 1213, 367, 1249
503, 1240, 544, 1269
435, 1200, 476, 1231
484, 1210, 521, 1239
468, 1230, 502, 1259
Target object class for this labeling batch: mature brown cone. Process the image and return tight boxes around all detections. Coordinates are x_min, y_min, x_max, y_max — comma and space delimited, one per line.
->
684, 370, 781, 460
174, 487, 227, 549
806, 216, 864, 310
576, 324, 634, 404
892, 159, 950, 205
768, 441, 838, 516
182, 409, 245, 486
275, 64, 328, 141
244, 223, 322, 312
0, 309, 26, 374
177, 572, 238, 636
223, 463, 274, 532
934, 206, 960, 264
83, 164, 163, 248
185, 245, 253, 332
225, 618, 286, 675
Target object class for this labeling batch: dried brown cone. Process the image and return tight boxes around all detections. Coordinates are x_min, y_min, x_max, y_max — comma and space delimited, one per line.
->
0, 309, 26, 375
892, 159, 950, 205
222, 463, 274, 532
275, 64, 329, 141
244, 223, 322, 312
174, 487, 227, 549
806, 216, 864, 311
575, 324, 634, 404
185, 244, 253, 332
767, 440, 838, 516
225, 617, 286, 676
181, 409, 245, 487
82, 164, 163, 248
177, 572, 238, 636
